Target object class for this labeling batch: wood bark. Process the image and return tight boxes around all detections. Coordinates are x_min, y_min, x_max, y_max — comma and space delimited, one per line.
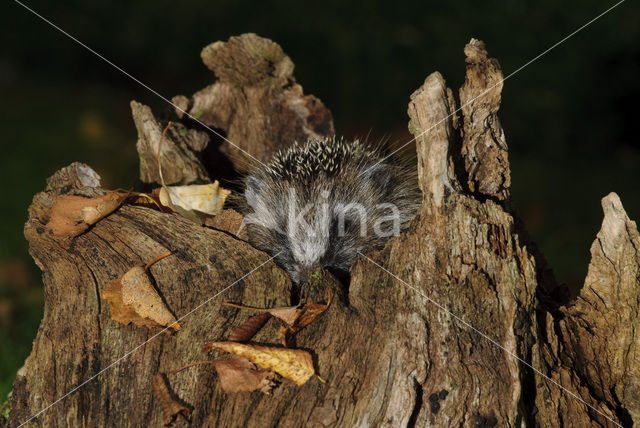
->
4, 35, 639, 427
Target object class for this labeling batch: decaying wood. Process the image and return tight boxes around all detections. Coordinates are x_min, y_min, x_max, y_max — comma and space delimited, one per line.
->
181, 33, 334, 172
534, 192, 640, 427
132, 101, 211, 186
459, 39, 510, 200
4, 35, 638, 428
12, 162, 292, 427
134, 33, 335, 185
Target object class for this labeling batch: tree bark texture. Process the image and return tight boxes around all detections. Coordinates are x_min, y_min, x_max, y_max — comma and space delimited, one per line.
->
4, 34, 638, 427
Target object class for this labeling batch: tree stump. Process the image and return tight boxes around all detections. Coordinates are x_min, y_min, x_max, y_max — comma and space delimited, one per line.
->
4, 34, 638, 428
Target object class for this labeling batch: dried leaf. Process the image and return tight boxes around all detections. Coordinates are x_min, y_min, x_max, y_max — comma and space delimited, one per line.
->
278, 298, 331, 345
228, 312, 272, 342
45, 191, 128, 237
121, 267, 179, 328
205, 342, 315, 386
102, 278, 144, 325
129, 189, 173, 213
102, 266, 180, 331
152, 374, 190, 426
277, 325, 288, 347
288, 300, 330, 332
80, 191, 129, 224
222, 302, 298, 325
224, 292, 330, 340
267, 306, 301, 325
213, 356, 278, 394
153, 122, 230, 224
158, 181, 230, 224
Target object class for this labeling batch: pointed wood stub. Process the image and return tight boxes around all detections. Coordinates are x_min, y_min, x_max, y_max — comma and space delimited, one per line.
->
408, 71, 459, 209
131, 101, 210, 186
535, 192, 640, 427
459, 39, 510, 200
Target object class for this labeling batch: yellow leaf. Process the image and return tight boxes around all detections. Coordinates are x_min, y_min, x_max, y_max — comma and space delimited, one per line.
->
159, 181, 230, 224
206, 342, 314, 386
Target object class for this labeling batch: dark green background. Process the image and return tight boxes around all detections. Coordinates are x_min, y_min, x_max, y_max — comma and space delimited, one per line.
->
1, 0, 638, 401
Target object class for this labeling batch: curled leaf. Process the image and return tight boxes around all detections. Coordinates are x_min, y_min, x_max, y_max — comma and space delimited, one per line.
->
285, 298, 331, 332
228, 312, 272, 342
154, 122, 230, 224
222, 302, 298, 325
278, 299, 330, 346
126, 190, 173, 213
205, 342, 315, 386
158, 181, 230, 224
152, 374, 191, 426
45, 191, 128, 237
102, 266, 180, 331
223, 291, 330, 343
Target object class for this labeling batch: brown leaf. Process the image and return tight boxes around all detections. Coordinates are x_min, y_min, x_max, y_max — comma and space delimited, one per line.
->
228, 312, 272, 342
278, 299, 331, 346
102, 266, 180, 331
288, 299, 331, 332
45, 191, 128, 237
213, 356, 278, 394
224, 292, 330, 343
266, 306, 301, 325
152, 374, 190, 426
102, 278, 144, 325
80, 191, 129, 224
129, 189, 173, 213
222, 302, 299, 325
205, 342, 315, 386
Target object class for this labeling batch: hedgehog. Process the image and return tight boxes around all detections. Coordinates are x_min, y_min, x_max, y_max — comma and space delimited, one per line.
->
241, 136, 422, 284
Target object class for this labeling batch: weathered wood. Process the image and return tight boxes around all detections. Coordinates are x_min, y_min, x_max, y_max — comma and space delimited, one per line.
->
11, 162, 291, 427
534, 192, 640, 427
459, 39, 510, 201
5, 36, 638, 428
184, 33, 335, 172
132, 101, 211, 186
393, 62, 537, 425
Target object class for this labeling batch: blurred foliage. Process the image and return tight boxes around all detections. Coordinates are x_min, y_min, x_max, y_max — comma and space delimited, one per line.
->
1, 0, 638, 399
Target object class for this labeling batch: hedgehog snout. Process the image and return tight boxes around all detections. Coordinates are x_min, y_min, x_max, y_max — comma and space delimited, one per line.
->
288, 262, 317, 285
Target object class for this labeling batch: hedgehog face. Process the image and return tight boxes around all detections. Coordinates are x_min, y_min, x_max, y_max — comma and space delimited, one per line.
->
286, 220, 329, 282
244, 183, 366, 284
245, 177, 332, 283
